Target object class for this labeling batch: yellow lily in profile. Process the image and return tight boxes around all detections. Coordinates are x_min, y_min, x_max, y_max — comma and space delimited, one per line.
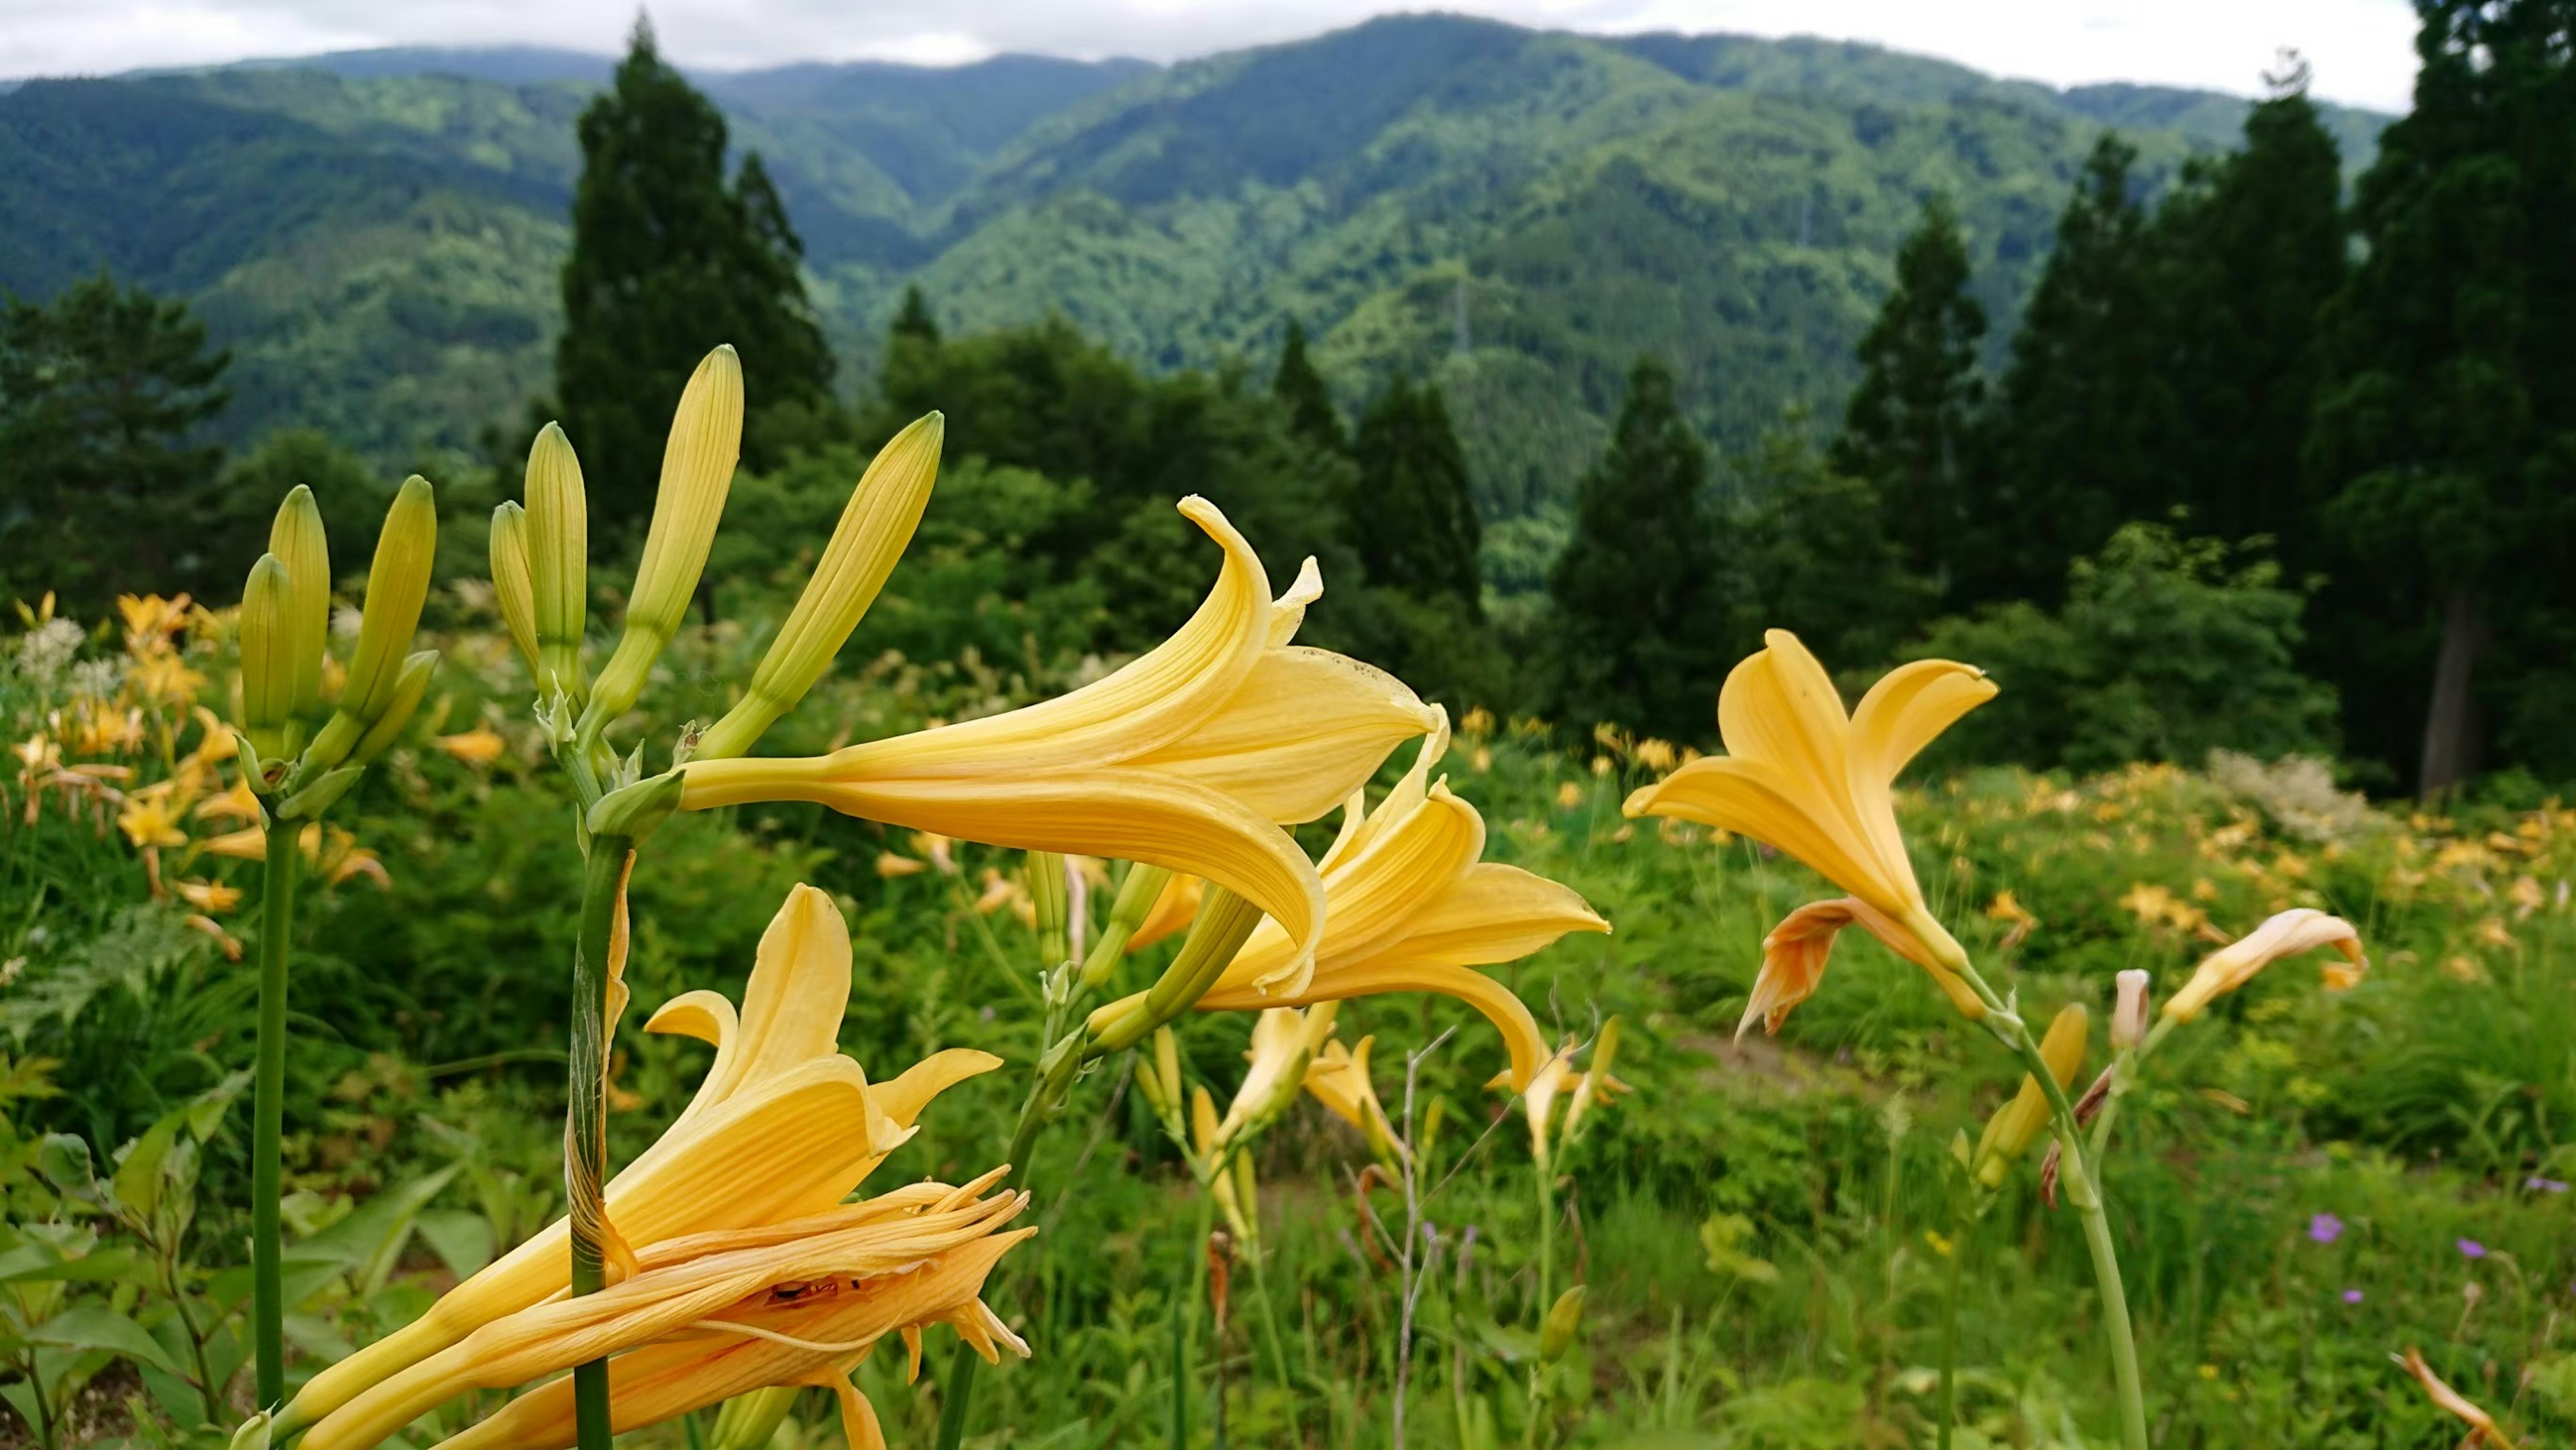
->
297, 1174, 1032, 1450
278, 885, 998, 1431
1624, 629, 1995, 992
1104, 711, 1607, 1090
680, 498, 1436, 983
1499, 1024, 1630, 1172
1740, 896, 1985, 1038
2161, 909, 2365, 1023
1305, 1035, 1401, 1166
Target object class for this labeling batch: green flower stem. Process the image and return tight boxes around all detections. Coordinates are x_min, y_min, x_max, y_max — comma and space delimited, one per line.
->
568, 833, 633, 1450
1179, 1187, 1216, 1449
251, 817, 301, 1408
934, 1343, 978, 1450
1523, 1158, 1555, 1449
1935, 1201, 1964, 1450
1951, 955, 2149, 1450
1248, 1251, 1301, 1437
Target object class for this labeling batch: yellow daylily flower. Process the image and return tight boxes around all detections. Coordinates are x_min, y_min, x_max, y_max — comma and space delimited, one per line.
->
680, 498, 1436, 982
1304, 1035, 1400, 1165
1214, 1004, 1339, 1149
1152, 711, 1608, 1090
299, 1175, 1033, 1450
1497, 1033, 1631, 1171
435, 727, 508, 766
1742, 897, 1984, 1040
117, 794, 187, 850
1623, 630, 1995, 978
2161, 909, 2366, 1023
278, 884, 999, 1431
1972, 1003, 2088, 1188
174, 879, 242, 914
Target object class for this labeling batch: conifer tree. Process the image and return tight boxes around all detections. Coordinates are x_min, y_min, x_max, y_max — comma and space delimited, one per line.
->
1970, 135, 2167, 605
1830, 194, 1985, 591
1545, 356, 1725, 741
2308, 0, 2576, 792
890, 283, 941, 345
1348, 376, 1481, 613
2154, 58, 2345, 554
555, 18, 832, 532
1271, 320, 1344, 454
0, 272, 229, 604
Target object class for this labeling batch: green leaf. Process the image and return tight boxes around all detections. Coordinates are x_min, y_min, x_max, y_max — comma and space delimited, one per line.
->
414, 1210, 494, 1280
0, 1242, 138, 1288
111, 1114, 183, 1223
29, 1306, 191, 1378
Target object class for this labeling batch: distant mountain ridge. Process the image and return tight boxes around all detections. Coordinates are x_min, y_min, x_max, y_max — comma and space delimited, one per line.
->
0, 16, 2393, 512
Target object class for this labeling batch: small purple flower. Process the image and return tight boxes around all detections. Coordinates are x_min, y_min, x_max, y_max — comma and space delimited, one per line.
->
2457, 1238, 2487, 1259
2308, 1212, 2344, 1244
2342, 1289, 2363, 1304
2527, 1177, 2569, 1194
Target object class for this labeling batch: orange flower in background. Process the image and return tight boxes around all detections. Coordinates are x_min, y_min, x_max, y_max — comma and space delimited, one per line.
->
1624, 631, 1995, 983
436, 727, 508, 766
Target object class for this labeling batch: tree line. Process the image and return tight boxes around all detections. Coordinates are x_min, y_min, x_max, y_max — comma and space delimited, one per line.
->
3, 5, 2566, 797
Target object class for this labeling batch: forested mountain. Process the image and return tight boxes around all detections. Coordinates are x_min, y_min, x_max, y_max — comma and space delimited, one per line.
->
0, 15, 2387, 509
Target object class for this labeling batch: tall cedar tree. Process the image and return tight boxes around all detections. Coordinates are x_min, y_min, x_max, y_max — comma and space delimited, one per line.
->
555, 19, 831, 533
1829, 194, 1986, 592
1970, 135, 2169, 605
2307, 0, 2576, 792
0, 273, 229, 606
1348, 376, 1481, 613
1546, 357, 1721, 741
2153, 62, 2346, 555
1271, 321, 1346, 454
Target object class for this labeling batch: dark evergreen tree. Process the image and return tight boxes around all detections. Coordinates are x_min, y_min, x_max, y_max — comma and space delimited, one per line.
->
2153, 58, 2346, 554
1544, 356, 1725, 740
1347, 376, 1481, 614
1969, 135, 2167, 605
890, 283, 941, 345
1830, 194, 1984, 592
2307, 0, 2576, 793
0, 272, 229, 605
1747, 417, 1937, 668
1271, 320, 1345, 454
555, 18, 833, 533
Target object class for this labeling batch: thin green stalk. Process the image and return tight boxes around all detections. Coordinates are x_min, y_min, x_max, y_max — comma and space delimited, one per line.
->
1935, 1201, 1965, 1450
567, 835, 632, 1450
935, 1343, 978, 1450
1523, 1163, 1554, 1449
1249, 1250, 1303, 1442
251, 817, 300, 1408
1176, 1189, 1216, 1450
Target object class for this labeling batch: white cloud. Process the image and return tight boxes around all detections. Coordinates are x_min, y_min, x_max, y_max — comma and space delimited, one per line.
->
0, 0, 2422, 111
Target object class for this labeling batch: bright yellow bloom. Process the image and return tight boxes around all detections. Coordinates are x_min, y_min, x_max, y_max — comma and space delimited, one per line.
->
299, 1176, 1032, 1450
1623, 631, 1994, 977
680, 498, 1436, 983
2161, 909, 2365, 1023
1126, 713, 1607, 1090
1972, 1003, 2088, 1188
1214, 1005, 1339, 1148
117, 794, 187, 849
2394, 1347, 2516, 1448
278, 884, 998, 1432
1304, 1035, 1399, 1165
1501, 1033, 1631, 1170
117, 592, 193, 655
1741, 896, 1982, 1039
874, 851, 928, 878
174, 879, 242, 914
435, 727, 507, 766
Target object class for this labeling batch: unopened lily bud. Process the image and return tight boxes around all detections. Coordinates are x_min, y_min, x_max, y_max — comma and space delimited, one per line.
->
523, 423, 588, 698
488, 501, 540, 672
1974, 1002, 2088, 1189
1540, 1284, 1588, 1363
1562, 1015, 1622, 1145
2111, 969, 2151, 1050
694, 412, 942, 761
1028, 850, 1069, 965
706, 1386, 799, 1450
351, 652, 438, 766
268, 485, 331, 723
1087, 886, 1263, 1054
1136, 1027, 1183, 1121
303, 478, 438, 772
588, 345, 743, 727
237, 554, 295, 762
1079, 863, 1175, 990
2163, 910, 2364, 1023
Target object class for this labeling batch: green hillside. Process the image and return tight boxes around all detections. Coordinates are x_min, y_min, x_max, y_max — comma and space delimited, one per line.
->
0, 15, 2389, 510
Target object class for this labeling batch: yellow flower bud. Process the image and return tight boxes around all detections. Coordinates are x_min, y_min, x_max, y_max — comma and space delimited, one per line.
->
1540, 1284, 1588, 1363
487, 502, 540, 673
706, 1387, 800, 1450
1028, 850, 1068, 963
694, 412, 943, 761
267, 485, 331, 722
303, 477, 439, 772
1974, 1003, 2088, 1188
237, 554, 294, 760
352, 652, 439, 765
2111, 968, 2151, 1050
1153, 1025, 1183, 1121
522, 422, 588, 697
588, 345, 743, 726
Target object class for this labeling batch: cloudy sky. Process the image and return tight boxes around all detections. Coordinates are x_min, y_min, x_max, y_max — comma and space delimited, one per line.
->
0, 0, 2424, 111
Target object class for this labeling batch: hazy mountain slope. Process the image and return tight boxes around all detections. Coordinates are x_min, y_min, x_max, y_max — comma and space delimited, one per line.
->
0, 17, 2393, 506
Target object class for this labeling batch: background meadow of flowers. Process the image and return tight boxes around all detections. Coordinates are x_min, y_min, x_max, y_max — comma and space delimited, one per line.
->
4, 588, 2574, 1448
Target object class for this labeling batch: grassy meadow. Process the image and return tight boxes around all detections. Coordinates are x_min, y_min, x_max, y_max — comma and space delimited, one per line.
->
5, 582, 2572, 1449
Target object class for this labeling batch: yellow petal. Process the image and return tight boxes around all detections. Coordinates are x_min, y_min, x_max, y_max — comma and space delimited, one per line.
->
1129, 645, 1434, 825
1214, 782, 1485, 997
1717, 631, 1850, 795
2163, 909, 2365, 1023
1624, 754, 1900, 917
645, 884, 851, 1131
1848, 658, 1997, 788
